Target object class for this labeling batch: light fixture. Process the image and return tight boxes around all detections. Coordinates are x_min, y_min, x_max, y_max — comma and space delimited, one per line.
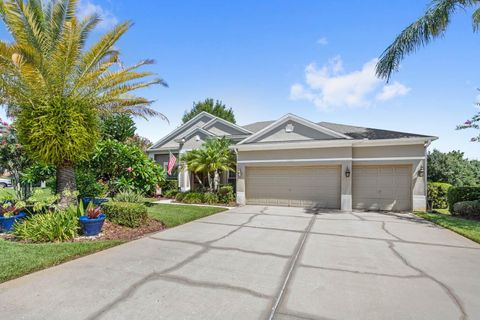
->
181, 138, 186, 143
345, 166, 351, 178
418, 165, 425, 177
195, 135, 200, 141
237, 168, 242, 178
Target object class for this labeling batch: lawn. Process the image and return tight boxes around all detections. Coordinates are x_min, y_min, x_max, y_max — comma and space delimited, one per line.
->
0, 239, 123, 283
415, 211, 480, 244
148, 203, 227, 228
0, 187, 53, 201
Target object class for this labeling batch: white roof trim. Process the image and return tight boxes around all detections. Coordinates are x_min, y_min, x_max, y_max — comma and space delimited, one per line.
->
147, 111, 215, 150
233, 137, 435, 151
175, 127, 216, 142
237, 113, 351, 145
202, 117, 253, 135
237, 156, 426, 164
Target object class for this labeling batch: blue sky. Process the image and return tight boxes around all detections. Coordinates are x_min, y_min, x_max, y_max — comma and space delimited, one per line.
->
2, 0, 480, 158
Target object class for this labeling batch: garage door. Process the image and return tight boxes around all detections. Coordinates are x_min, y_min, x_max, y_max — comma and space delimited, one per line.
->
246, 166, 341, 208
352, 165, 411, 211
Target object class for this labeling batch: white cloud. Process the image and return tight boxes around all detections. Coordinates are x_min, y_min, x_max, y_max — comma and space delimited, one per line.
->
77, 0, 118, 30
317, 37, 328, 45
290, 56, 410, 110
376, 82, 410, 101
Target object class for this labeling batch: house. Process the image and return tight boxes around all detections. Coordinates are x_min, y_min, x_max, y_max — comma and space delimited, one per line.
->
147, 111, 437, 211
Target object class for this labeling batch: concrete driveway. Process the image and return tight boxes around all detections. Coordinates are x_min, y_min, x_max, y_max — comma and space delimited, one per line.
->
1, 206, 480, 320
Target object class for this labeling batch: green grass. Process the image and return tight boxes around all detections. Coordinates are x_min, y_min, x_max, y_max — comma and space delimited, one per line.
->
432, 208, 450, 214
148, 203, 227, 228
0, 187, 53, 201
415, 211, 480, 244
0, 239, 124, 283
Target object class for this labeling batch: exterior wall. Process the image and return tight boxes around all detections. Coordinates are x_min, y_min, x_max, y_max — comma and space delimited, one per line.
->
236, 143, 428, 211
353, 145, 425, 158
238, 147, 352, 162
154, 154, 170, 166
252, 122, 339, 143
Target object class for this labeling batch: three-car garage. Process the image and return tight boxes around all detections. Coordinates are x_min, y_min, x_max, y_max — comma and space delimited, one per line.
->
244, 165, 413, 211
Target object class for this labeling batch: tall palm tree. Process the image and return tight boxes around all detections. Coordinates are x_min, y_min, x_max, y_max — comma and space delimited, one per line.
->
181, 137, 234, 191
376, 0, 480, 81
0, 0, 166, 205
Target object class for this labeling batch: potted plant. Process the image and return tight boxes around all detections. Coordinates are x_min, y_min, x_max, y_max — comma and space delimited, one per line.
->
79, 204, 106, 236
0, 201, 27, 232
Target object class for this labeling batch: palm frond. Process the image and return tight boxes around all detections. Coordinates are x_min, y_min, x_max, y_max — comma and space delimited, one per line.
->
376, 0, 472, 81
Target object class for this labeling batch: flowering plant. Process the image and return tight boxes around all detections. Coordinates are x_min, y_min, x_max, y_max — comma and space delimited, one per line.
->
0, 201, 26, 217
86, 205, 102, 219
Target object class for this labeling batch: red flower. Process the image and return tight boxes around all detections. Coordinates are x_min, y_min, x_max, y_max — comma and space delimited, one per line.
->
127, 167, 133, 173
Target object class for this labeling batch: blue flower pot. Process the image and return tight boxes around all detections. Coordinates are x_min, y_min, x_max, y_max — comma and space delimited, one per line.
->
0, 211, 27, 233
81, 197, 109, 208
79, 214, 106, 236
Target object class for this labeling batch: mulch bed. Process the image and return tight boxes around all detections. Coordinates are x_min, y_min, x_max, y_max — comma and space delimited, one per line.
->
97, 218, 165, 241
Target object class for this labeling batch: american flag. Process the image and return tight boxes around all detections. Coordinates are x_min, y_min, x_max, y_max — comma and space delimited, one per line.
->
167, 152, 177, 175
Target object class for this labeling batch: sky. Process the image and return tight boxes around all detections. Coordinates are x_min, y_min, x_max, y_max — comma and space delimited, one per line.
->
1, 0, 480, 159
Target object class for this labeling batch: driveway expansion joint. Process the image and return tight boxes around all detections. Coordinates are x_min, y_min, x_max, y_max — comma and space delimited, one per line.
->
268, 212, 317, 320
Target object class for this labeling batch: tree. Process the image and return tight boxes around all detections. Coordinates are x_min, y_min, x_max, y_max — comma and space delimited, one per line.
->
375, 0, 480, 141
182, 99, 236, 124
82, 139, 166, 196
101, 114, 136, 142
427, 149, 480, 186
0, 0, 166, 206
181, 137, 235, 191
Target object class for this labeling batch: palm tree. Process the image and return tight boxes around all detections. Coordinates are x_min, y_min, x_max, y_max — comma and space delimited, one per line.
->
181, 137, 235, 191
375, 0, 480, 81
0, 0, 166, 205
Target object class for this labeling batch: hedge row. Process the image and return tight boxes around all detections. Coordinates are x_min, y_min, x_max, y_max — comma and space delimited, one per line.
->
102, 201, 148, 228
427, 182, 452, 209
447, 186, 480, 215
453, 200, 480, 218
174, 185, 235, 205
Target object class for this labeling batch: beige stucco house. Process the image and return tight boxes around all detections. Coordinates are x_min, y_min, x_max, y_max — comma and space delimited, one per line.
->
147, 111, 437, 211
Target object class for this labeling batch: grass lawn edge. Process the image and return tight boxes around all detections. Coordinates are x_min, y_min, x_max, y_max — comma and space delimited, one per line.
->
413, 211, 480, 244
1, 203, 227, 284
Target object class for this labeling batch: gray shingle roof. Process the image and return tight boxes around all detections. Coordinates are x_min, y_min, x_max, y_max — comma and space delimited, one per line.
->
241, 120, 435, 140
318, 122, 434, 140
241, 120, 275, 133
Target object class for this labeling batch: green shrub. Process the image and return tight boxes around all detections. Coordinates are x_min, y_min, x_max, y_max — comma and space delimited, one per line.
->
14, 207, 79, 242
113, 190, 145, 203
182, 192, 204, 204
217, 185, 235, 204
163, 189, 178, 199
75, 169, 108, 198
452, 200, 480, 218
162, 180, 178, 193
102, 201, 147, 228
448, 187, 480, 214
427, 182, 452, 209
175, 192, 186, 202
203, 192, 219, 204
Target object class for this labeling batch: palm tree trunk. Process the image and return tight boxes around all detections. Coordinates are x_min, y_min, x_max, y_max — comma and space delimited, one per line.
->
56, 163, 77, 208
207, 173, 213, 191
214, 170, 220, 191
